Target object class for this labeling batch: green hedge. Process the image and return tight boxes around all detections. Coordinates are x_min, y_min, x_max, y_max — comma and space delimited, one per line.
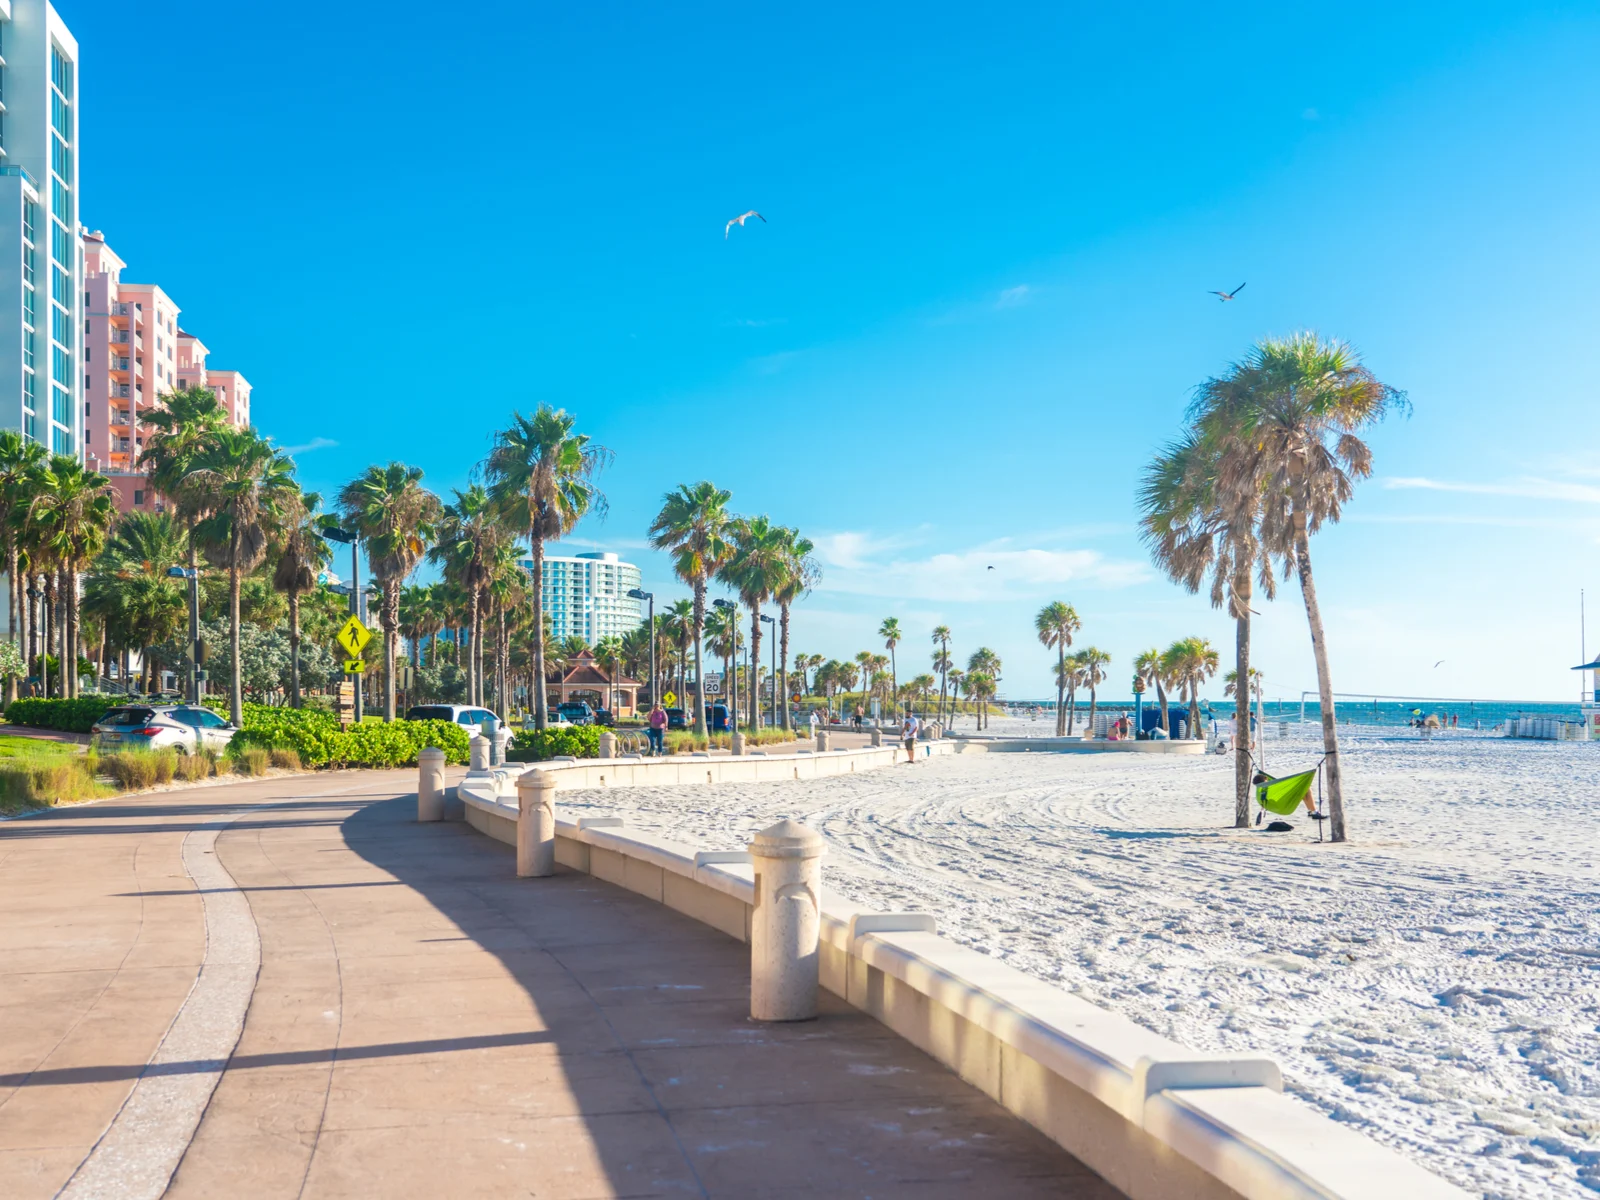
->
509, 725, 600, 761
4, 695, 120, 733
229, 707, 469, 768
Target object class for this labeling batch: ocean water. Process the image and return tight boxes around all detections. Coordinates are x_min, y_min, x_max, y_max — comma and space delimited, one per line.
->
1006, 698, 1585, 728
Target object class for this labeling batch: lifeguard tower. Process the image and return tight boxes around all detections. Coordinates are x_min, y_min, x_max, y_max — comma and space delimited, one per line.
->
1572, 659, 1600, 736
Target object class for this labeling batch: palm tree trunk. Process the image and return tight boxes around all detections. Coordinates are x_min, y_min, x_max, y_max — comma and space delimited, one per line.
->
1293, 520, 1345, 841
1157, 680, 1170, 733
778, 602, 791, 733
383, 581, 398, 722
1233, 570, 1252, 827
65, 562, 77, 698
228, 531, 243, 727
691, 581, 708, 737
1087, 682, 1098, 736
1055, 645, 1066, 736
288, 588, 302, 708
5, 543, 16, 705
531, 537, 548, 729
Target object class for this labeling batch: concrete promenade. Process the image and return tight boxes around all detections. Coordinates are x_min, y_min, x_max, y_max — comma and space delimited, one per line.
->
0, 771, 1117, 1198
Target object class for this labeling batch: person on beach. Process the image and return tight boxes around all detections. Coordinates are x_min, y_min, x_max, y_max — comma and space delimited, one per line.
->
853, 704, 863, 731
809, 709, 820, 739
901, 708, 920, 763
647, 703, 667, 756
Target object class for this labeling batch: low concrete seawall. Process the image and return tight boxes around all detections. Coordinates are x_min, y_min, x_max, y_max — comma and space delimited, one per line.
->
453, 756, 1465, 1200
947, 735, 1207, 755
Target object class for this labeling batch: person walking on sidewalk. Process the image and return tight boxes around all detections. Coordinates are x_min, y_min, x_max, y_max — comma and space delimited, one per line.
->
647, 703, 668, 756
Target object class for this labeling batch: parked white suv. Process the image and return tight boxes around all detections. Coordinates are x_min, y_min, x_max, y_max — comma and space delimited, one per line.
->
91, 705, 238, 753
406, 705, 503, 729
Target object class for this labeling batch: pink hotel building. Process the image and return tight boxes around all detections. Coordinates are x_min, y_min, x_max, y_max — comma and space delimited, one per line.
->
82, 232, 251, 512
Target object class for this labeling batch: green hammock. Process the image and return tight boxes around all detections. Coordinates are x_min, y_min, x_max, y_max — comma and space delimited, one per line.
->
1256, 769, 1317, 816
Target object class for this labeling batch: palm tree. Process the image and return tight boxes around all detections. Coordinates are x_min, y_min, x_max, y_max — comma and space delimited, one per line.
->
1140, 428, 1272, 825
188, 429, 296, 725
82, 511, 190, 696
648, 482, 735, 737
1163, 637, 1219, 738
1079, 647, 1111, 736
27, 456, 116, 697
272, 487, 332, 708
965, 670, 996, 721
661, 597, 695, 707
429, 484, 503, 707
704, 601, 742, 725
484, 407, 610, 730
339, 463, 442, 722
1057, 652, 1085, 734
878, 617, 902, 701
1034, 601, 1081, 736
966, 648, 1002, 730
719, 515, 788, 731
0, 433, 46, 701
1194, 334, 1405, 839
1134, 647, 1171, 734
930, 625, 952, 726
773, 528, 818, 732
946, 667, 965, 725
594, 634, 624, 716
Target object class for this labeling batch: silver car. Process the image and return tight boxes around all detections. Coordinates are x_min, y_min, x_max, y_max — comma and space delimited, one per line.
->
91, 705, 238, 753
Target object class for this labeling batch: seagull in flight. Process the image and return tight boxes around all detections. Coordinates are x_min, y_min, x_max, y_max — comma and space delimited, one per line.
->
1209, 282, 1247, 302
986, 565, 995, 570
1434, 660, 1446, 668
725, 210, 766, 239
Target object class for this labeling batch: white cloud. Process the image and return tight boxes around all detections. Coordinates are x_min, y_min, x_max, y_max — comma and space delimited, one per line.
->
996, 284, 1032, 309
280, 436, 337, 455
810, 530, 1148, 601
1383, 475, 1600, 504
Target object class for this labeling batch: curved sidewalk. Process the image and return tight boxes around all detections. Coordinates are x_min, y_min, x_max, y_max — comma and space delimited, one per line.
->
0, 772, 1118, 1198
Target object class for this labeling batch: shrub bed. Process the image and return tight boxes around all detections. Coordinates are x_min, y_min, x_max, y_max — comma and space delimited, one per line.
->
5, 695, 119, 733
509, 725, 601, 761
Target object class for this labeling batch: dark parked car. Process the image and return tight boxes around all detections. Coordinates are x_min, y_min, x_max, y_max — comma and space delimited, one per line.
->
593, 708, 615, 727
664, 707, 687, 731
705, 703, 729, 732
556, 701, 596, 725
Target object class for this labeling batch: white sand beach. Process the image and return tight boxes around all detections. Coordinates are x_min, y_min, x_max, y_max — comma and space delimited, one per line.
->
562, 733, 1600, 1200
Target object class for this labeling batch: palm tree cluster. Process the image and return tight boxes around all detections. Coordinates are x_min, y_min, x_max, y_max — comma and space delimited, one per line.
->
648, 483, 818, 735
1138, 332, 1406, 841
1033, 601, 1115, 737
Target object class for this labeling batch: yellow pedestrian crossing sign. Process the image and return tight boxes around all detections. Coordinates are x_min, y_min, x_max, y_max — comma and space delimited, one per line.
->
344, 659, 365, 674
336, 616, 371, 658
663, 691, 676, 706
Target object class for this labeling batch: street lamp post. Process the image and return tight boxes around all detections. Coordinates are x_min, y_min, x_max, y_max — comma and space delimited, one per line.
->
627, 587, 655, 715
167, 566, 202, 704
712, 598, 735, 731
759, 613, 775, 728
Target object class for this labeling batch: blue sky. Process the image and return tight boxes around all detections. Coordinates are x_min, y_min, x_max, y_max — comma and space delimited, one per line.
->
67, 1, 1600, 701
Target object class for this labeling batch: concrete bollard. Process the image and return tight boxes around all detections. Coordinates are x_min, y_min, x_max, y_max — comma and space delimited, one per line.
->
416, 747, 446, 822
748, 819, 826, 1021
598, 730, 616, 760
870, 727, 882, 747
730, 730, 745, 756
468, 732, 490, 771
516, 770, 556, 877
481, 718, 503, 766
815, 730, 830, 752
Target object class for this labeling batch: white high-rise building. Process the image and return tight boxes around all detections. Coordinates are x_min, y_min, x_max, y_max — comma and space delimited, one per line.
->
0, 2, 80, 458
521, 551, 644, 644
